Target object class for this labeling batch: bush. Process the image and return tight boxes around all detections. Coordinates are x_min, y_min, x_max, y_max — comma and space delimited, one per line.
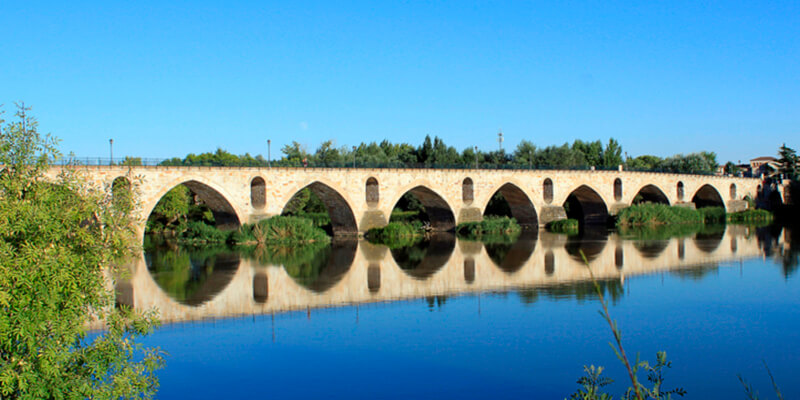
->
177, 220, 231, 244
727, 209, 773, 224
546, 218, 579, 234
456, 216, 521, 238
231, 215, 330, 245
365, 221, 424, 246
616, 203, 703, 226
697, 206, 726, 223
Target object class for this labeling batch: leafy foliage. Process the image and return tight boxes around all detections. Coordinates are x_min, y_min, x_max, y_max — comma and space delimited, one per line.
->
547, 219, 580, 234
456, 216, 521, 238
0, 104, 163, 398
231, 216, 331, 245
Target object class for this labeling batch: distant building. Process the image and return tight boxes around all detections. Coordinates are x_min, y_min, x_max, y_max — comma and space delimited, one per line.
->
750, 156, 779, 177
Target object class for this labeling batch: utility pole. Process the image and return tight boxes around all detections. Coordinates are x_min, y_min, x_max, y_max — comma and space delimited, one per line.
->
267, 139, 271, 168
497, 129, 504, 151
109, 139, 114, 165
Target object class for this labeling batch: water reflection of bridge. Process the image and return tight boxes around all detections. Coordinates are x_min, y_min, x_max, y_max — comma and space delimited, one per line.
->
117, 226, 780, 324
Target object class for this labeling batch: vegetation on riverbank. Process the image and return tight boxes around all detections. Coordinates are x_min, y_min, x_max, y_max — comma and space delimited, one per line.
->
546, 218, 580, 234
232, 216, 330, 245
616, 203, 773, 228
456, 216, 521, 239
0, 104, 162, 398
364, 221, 426, 247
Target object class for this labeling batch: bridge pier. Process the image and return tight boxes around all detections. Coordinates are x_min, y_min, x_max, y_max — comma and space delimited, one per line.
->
538, 205, 567, 227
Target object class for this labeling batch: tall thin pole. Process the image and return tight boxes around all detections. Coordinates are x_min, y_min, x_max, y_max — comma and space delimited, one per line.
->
529, 150, 532, 169
109, 139, 114, 165
474, 146, 478, 169
267, 139, 271, 168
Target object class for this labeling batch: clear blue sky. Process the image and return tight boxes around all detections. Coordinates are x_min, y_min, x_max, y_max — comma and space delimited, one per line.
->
1, 1, 798, 163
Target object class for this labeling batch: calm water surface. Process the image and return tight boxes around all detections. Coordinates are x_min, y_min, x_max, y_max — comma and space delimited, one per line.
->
122, 225, 800, 399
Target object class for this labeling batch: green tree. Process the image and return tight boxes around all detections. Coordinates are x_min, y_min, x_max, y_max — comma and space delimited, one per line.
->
777, 143, 798, 180
0, 104, 163, 398
601, 138, 623, 168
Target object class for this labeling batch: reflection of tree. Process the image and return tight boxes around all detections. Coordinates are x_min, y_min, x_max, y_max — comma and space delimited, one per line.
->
425, 296, 448, 310
245, 240, 357, 292
670, 264, 719, 281
780, 226, 799, 278
517, 280, 625, 305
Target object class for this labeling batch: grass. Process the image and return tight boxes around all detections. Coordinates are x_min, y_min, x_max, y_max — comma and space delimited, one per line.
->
616, 203, 704, 227
456, 216, 521, 239
231, 215, 330, 245
365, 221, 425, 247
727, 209, 773, 224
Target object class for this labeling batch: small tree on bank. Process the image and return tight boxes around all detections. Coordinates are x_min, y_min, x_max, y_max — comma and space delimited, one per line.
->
0, 103, 163, 398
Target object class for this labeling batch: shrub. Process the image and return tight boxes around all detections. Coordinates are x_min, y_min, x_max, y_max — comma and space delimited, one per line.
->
365, 221, 424, 246
456, 216, 521, 238
232, 215, 330, 245
616, 203, 703, 226
697, 206, 726, 223
727, 209, 773, 224
177, 220, 231, 244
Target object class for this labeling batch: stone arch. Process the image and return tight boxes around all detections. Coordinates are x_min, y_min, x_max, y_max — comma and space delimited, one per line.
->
111, 176, 133, 210
543, 178, 554, 204
677, 181, 685, 201
283, 181, 358, 235
613, 178, 623, 201
147, 180, 242, 230
691, 184, 725, 209
483, 182, 538, 226
391, 185, 456, 231
250, 176, 266, 209
633, 184, 670, 205
462, 178, 474, 203
563, 185, 610, 225
366, 177, 379, 206
729, 183, 737, 200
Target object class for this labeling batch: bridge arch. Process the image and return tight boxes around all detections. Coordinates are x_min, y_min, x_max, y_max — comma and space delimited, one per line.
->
388, 184, 456, 231
481, 181, 538, 226
145, 179, 243, 231
691, 184, 725, 209
281, 181, 359, 235
250, 176, 266, 209
632, 184, 670, 205
366, 177, 379, 206
563, 185, 609, 225
543, 178, 554, 204
613, 178, 623, 201
462, 177, 474, 204
677, 181, 685, 201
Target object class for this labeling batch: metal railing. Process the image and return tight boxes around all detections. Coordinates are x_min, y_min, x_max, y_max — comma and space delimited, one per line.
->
47, 157, 743, 177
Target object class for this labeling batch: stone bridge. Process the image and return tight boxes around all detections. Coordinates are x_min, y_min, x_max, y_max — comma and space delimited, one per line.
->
50, 166, 761, 236
113, 226, 776, 324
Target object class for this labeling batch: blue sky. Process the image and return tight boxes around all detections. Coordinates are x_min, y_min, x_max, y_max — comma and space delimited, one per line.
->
1, 1, 797, 163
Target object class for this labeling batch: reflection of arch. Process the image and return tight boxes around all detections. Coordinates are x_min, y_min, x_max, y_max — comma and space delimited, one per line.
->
677, 181, 685, 200
395, 186, 456, 231
284, 181, 358, 235
614, 246, 623, 269
614, 178, 623, 201
464, 259, 475, 283
563, 185, 609, 225
485, 183, 538, 226
543, 178, 554, 204
392, 233, 456, 280
366, 177, 379, 206
694, 230, 724, 254
285, 239, 358, 293
692, 184, 725, 209
485, 231, 537, 274
633, 184, 670, 205
146, 251, 241, 306
368, 264, 380, 293
565, 231, 608, 262
634, 240, 669, 259
544, 251, 555, 275
462, 178, 474, 203
253, 272, 268, 303
251, 177, 266, 209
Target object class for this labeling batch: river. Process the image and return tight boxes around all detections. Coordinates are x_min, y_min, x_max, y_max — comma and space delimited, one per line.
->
119, 224, 799, 399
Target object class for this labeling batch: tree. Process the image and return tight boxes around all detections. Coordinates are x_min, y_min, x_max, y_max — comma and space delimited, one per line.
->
778, 143, 798, 180
601, 138, 623, 168
0, 104, 163, 398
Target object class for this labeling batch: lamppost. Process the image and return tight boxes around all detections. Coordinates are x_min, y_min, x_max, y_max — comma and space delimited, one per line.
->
474, 146, 479, 169
497, 129, 503, 151
352, 146, 357, 168
267, 139, 271, 168
109, 139, 114, 165
529, 150, 532, 170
